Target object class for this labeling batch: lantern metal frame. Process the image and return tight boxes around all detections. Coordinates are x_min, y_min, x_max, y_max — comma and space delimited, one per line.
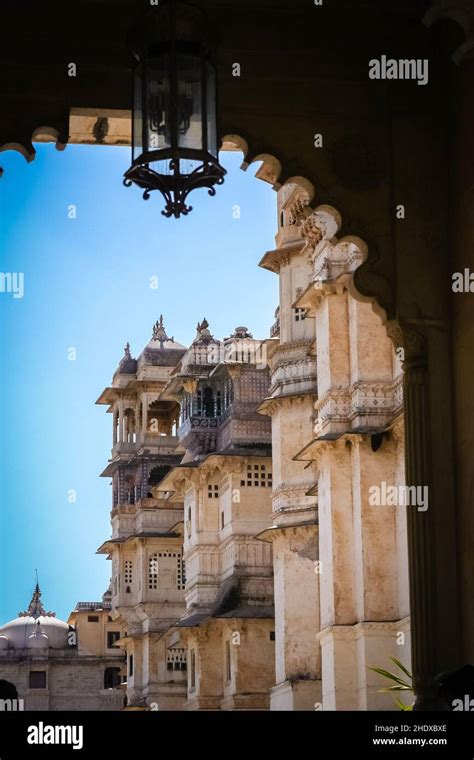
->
123, 0, 226, 218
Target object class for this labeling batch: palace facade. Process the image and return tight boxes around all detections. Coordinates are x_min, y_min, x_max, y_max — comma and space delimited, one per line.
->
96, 183, 410, 710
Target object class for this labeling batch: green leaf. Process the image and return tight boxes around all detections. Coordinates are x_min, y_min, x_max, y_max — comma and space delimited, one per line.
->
369, 667, 411, 688
390, 657, 412, 680
369, 659, 413, 710
395, 698, 413, 711
384, 684, 412, 692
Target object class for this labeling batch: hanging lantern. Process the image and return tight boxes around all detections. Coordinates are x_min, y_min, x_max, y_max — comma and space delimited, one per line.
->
123, 0, 226, 218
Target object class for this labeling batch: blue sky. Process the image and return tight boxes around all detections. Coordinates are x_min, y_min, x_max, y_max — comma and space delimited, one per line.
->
0, 143, 277, 623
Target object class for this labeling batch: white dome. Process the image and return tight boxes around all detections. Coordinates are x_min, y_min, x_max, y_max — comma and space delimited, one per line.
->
0, 616, 68, 650
0, 584, 70, 650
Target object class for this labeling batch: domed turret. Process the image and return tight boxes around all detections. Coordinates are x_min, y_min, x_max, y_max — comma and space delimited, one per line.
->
115, 342, 137, 377
138, 315, 187, 370
0, 584, 70, 650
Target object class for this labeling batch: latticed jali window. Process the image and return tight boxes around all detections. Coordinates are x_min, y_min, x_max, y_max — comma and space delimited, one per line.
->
241, 463, 272, 488
148, 552, 185, 590
148, 554, 159, 589
167, 647, 187, 671
124, 560, 133, 585
177, 555, 186, 590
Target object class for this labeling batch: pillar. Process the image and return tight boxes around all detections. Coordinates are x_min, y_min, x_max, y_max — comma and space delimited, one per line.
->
402, 324, 461, 709
118, 398, 124, 443
141, 392, 147, 439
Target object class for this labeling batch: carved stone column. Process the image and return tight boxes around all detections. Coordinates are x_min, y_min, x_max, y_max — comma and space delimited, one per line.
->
401, 326, 439, 709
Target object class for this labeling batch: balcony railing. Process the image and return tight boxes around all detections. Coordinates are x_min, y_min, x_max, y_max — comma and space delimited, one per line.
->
140, 434, 179, 448
75, 601, 111, 611
178, 415, 220, 437
112, 441, 137, 457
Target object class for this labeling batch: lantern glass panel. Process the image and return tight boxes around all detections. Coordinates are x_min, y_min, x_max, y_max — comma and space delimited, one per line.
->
176, 54, 203, 151
206, 62, 217, 157
132, 64, 143, 161
146, 55, 171, 154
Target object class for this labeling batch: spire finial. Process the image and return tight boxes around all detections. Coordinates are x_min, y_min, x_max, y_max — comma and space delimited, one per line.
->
195, 318, 212, 341
152, 315, 171, 349
18, 578, 56, 619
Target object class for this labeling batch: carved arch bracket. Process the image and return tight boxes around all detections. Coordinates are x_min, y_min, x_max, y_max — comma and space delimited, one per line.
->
221, 131, 396, 332
0, 124, 68, 166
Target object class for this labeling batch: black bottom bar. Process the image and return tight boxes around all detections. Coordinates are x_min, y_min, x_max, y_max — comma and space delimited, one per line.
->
0, 710, 473, 758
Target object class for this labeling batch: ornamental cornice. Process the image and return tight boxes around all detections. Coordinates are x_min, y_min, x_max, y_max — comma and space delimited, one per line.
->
271, 339, 315, 356
272, 481, 317, 497
259, 387, 317, 415
270, 354, 316, 377
203, 456, 244, 476
314, 377, 404, 437
268, 366, 317, 399
270, 341, 315, 366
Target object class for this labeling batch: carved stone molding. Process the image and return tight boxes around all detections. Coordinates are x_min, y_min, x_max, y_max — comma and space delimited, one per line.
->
270, 339, 315, 366
299, 205, 342, 249
234, 142, 390, 331
287, 195, 312, 226
269, 357, 317, 398
314, 377, 404, 437
312, 239, 365, 284
401, 325, 429, 368
386, 321, 429, 369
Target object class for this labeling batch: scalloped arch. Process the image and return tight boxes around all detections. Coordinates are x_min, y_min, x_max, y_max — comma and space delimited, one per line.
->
32, 126, 68, 151
219, 132, 393, 328
0, 125, 394, 333
0, 126, 67, 164
221, 133, 315, 200
0, 142, 35, 163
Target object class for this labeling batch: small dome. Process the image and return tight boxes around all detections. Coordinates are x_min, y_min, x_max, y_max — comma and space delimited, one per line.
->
147, 315, 186, 351
115, 342, 138, 375
138, 316, 186, 368
0, 635, 9, 650
0, 584, 70, 650
0, 615, 69, 650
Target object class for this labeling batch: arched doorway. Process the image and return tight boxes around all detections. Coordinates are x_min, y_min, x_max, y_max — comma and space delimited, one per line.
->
0, 680, 18, 700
